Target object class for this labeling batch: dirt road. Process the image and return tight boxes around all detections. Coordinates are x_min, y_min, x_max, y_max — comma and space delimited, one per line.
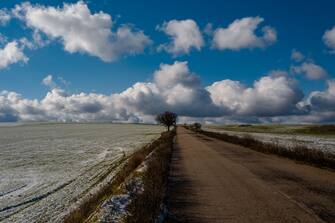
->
165, 127, 335, 223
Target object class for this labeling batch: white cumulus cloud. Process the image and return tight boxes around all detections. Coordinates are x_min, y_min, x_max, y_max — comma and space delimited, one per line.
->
291, 49, 305, 62
212, 16, 277, 50
323, 25, 335, 52
13, 1, 151, 61
120, 61, 222, 117
207, 71, 303, 116
157, 19, 204, 56
291, 62, 328, 80
42, 75, 57, 89
0, 9, 11, 26
306, 79, 335, 111
0, 41, 28, 69
293, 80, 335, 123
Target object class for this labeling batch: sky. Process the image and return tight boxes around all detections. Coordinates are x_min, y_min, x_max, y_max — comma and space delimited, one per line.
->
0, 0, 334, 123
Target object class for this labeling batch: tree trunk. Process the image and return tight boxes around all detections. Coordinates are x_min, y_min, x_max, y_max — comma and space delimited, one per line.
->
168, 126, 170, 131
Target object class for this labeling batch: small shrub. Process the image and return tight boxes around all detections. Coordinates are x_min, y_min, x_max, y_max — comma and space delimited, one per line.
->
187, 122, 202, 132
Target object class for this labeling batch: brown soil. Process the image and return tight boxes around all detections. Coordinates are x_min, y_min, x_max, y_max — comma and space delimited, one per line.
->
165, 127, 335, 223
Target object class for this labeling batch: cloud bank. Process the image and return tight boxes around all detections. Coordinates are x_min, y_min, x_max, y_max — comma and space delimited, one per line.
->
1, 61, 333, 123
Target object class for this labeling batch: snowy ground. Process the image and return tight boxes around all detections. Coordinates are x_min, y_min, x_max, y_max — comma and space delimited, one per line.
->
0, 123, 163, 222
204, 126, 335, 154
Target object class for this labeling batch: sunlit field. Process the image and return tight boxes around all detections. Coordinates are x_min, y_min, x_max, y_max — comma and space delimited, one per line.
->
0, 123, 163, 222
204, 124, 335, 154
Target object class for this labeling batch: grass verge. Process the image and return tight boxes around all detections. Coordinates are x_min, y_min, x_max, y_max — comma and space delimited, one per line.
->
63, 130, 175, 223
189, 127, 335, 170
124, 129, 175, 223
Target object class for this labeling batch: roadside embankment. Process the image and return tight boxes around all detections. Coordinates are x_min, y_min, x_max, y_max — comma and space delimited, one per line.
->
186, 126, 335, 169
64, 129, 175, 223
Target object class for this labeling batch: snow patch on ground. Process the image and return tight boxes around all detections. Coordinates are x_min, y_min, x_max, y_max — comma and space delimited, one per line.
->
98, 148, 158, 222
100, 177, 144, 222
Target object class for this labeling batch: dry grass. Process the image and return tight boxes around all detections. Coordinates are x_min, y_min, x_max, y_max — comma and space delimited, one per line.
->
192, 128, 335, 170
63, 131, 174, 223
125, 129, 175, 223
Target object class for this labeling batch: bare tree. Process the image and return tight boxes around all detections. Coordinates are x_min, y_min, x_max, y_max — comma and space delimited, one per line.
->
156, 111, 177, 131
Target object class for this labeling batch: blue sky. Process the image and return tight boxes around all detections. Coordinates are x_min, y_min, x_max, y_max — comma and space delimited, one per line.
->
0, 0, 334, 123
0, 0, 333, 98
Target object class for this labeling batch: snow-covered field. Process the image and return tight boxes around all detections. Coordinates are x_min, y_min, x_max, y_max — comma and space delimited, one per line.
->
204, 126, 335, 154
0, 123, 163, 222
